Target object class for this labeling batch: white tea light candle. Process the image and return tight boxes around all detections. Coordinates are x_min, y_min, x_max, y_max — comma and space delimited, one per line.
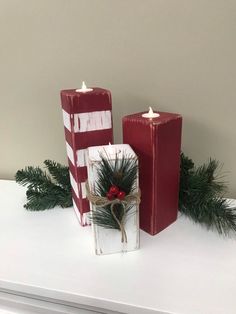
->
76, 81, 93, 93
142, 107, 160, 118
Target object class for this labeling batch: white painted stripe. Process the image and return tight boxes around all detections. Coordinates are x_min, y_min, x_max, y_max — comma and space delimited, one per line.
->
62, 109, 71, 132
63, 110, 112, 133
72, 200, 90, 226
70, 172, 87, 200
66, 142, 75, 165
66, 143, 86, 168
73, 110, 112, 133
69, 172, 79, 198
76, 149, 87, 167
82, 212, 91, 225
72, 200, 81, 223
81, 182, 87, 199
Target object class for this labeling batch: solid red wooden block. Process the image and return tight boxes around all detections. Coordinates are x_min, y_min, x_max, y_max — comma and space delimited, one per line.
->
123, 111, 182, 235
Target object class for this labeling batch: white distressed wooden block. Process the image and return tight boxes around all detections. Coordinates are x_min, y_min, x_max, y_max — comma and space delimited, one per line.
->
87, 144, 140, 255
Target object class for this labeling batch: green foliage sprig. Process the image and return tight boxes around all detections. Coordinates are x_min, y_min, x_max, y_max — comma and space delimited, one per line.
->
91, 153, 138, 232
15, 160, 72, 210
179, 153, 236, 234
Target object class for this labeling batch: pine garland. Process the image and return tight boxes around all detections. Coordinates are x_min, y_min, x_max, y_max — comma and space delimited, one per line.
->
15, 160, 72, 210
15, 154, 236, 235
179, 153, 236, 234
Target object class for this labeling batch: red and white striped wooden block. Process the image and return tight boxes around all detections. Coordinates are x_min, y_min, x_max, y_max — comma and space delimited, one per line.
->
60, 88, 113, 225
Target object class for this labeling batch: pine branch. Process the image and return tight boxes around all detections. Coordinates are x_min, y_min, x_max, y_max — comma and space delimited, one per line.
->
25, 189, 61, 211
44, 160, 71, 191
179, 153, 236, 234
96, 153, 138, 196
15, 161, 72, 211
91, 206, 120, 230
15, 166, 53, 191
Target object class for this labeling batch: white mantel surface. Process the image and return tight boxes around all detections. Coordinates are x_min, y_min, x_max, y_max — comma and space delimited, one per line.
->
0, 180, 236, 314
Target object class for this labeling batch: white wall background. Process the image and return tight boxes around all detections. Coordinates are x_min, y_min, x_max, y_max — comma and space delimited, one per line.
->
1, 0, 236, 196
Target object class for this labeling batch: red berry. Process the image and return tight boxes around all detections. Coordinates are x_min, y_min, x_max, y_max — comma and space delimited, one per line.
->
117, 191, 126, 200
109, 185, 119, 196
106, 192, 115, 200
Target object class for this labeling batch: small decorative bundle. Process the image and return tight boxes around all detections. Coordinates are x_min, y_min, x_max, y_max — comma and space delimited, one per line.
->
87, 144, 140, 255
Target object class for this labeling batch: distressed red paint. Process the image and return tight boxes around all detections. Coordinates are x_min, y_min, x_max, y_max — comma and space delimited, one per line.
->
61, 88, 113, 225
123, 111, 182, 235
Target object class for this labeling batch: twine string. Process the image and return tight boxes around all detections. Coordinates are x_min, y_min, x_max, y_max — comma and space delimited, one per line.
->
110, 204, 127, 243
86, 181, 140, 243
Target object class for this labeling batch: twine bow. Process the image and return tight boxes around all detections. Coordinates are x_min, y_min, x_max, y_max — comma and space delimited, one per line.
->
86, 181, 141, 243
